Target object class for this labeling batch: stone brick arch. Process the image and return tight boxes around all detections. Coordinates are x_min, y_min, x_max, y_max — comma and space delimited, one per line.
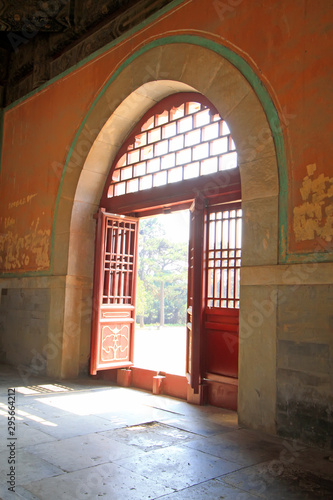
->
54, 39, 281, 434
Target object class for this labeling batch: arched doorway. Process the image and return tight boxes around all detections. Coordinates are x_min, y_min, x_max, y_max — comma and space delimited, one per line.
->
90, 93, 242, 409
56, 38, 282, 433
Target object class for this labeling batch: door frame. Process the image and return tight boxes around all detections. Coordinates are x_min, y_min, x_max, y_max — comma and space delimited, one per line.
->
58, 39, 281, 434
91, 189, 242, 409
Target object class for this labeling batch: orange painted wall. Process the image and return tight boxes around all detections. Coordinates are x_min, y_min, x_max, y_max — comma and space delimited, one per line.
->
0, 0, 332, 273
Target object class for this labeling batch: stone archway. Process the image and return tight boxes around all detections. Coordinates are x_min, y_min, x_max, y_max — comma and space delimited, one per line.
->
53, 39, 281, 434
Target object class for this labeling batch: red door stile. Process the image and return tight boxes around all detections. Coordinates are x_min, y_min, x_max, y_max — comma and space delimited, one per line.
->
90, 210, 139, 375
90, 208, 105, 375
186, 198, 206, 395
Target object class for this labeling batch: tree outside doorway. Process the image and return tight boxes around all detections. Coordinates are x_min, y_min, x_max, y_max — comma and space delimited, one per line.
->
134, 211, 189, 375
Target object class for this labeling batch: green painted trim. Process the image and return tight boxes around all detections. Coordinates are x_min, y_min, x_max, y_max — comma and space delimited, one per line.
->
43, 35, 333, 273
0, 270, 53, 279
4, 0, 185, 112
3, 33, 331, 278
52, 35, 290, 273
283, 252, 333, 264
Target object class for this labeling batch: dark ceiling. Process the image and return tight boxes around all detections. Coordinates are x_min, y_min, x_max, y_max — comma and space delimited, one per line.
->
0, 0, 174, 105
0, 0, 138, 50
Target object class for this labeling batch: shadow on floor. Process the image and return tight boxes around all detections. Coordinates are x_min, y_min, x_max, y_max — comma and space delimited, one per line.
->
0, 364, 332, 499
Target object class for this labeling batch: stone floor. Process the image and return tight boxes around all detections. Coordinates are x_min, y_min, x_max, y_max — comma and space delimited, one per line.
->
0, 365, 332, 499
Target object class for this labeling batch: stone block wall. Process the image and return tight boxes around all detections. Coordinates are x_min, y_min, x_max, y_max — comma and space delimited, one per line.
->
276, 285, 333, 448
0, 287, 50, 376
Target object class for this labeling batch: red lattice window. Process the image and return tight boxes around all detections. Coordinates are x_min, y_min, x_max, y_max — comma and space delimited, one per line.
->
103, 218, 137, 304
206, 205, 242, 309
107, 93, 237, 198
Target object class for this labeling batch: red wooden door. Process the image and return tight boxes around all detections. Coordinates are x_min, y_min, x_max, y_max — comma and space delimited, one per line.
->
186, 200, 241, 407
90, 210, 139, 375
203, 202, 242, 409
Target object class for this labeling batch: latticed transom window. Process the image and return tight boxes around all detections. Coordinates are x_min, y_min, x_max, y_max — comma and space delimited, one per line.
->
206, 206, 242, 309
107, 93, 237, 198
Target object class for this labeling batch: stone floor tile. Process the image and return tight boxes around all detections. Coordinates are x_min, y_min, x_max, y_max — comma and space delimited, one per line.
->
0, 484, 41, 500
14, 399, 73, 418
220, 460, 333, 499
4, 393, 139, 427
160, 414, 236, 437
23, 413, 124, 439
184, 428, 286, 466
0, 422, 57, 451
143, 395, 195, 415
99, 411, 157, 429
102, 421, 196, 452
206, 409, 240, 428
154, 477, 261, 499
24, 389, 117, 416
146, 394, 239, 423
0, 375, 57, 399
97, 405, 176, 427
0, 366, 332, 499
24, 462, 174, 499
0, 449, 63, 486
25, 432, 145, 472
292, 446, 333, 479
0, 411, 14, 432
115, 444, 241, 490
19, 387, 168, 421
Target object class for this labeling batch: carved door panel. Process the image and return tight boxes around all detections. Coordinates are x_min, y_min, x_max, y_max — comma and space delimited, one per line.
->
90, 210, 139, 375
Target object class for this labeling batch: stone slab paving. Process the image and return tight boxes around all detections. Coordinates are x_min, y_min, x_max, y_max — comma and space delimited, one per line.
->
0, 365, 332, 499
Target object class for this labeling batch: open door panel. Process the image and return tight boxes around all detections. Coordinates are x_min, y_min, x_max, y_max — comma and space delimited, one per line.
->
203, 202, 242, 409
90, 210, 139, 375
186, 199, 242, 408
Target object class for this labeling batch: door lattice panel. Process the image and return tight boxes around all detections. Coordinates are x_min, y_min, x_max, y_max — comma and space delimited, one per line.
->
204, 203, 241, 409
90, 212, 138, 374
206, 206, 242, 309
103, 219, 137, 305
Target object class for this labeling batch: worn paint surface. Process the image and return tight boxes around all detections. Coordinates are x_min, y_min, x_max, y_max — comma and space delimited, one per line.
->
0, 0, 332, 273
0, 55, 114, 273
293, 164, 333, 244
0, 218, 50, 271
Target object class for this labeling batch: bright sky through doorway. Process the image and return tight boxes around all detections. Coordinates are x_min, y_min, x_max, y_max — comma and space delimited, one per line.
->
155, 210, 190, 243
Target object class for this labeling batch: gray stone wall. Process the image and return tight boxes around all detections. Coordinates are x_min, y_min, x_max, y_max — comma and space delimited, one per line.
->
276, 285, 333, 449
0, 287, 50, 377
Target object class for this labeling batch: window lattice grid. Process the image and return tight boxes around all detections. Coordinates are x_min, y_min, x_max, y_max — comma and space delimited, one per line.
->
103, 220, 136, 304
206, 208, 242, 309
108, 100, 237, 198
